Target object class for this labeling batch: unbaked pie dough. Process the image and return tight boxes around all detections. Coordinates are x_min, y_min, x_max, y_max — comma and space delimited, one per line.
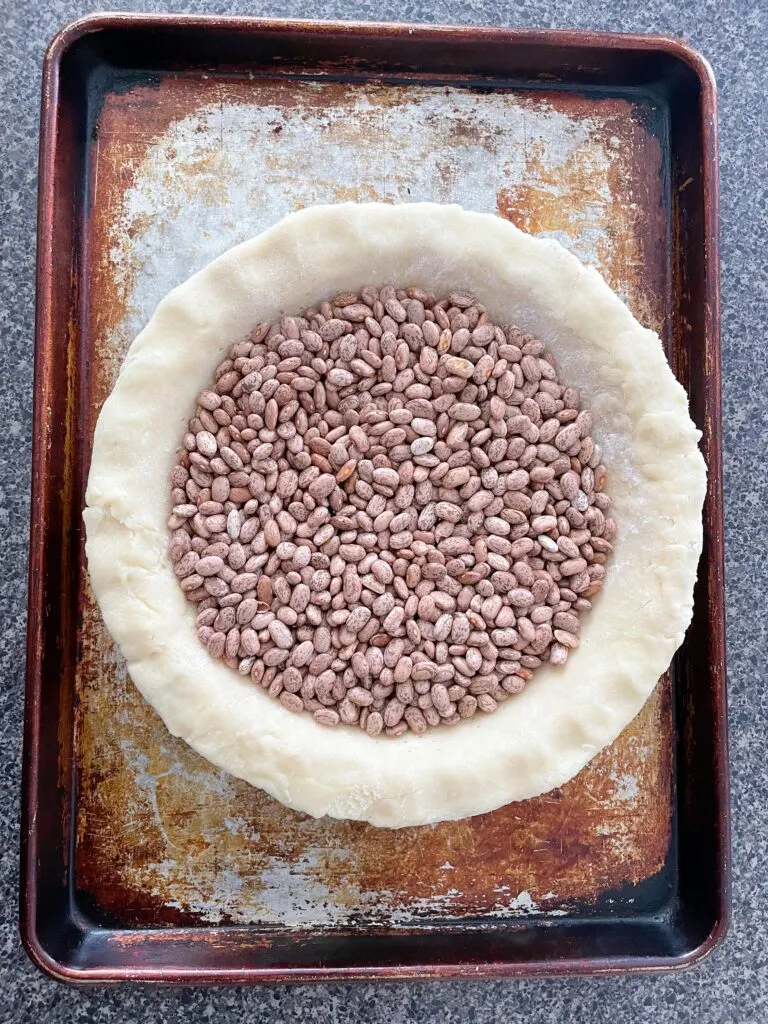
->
83, 203, 706, 827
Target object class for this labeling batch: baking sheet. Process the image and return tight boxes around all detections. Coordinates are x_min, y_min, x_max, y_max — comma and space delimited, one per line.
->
76, 73, 673, 928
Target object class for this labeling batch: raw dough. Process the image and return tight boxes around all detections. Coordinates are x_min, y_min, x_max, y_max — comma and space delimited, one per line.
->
83, 203, 706, 827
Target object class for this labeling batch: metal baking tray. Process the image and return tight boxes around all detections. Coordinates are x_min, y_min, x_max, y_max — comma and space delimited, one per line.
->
22, 14, 728, 982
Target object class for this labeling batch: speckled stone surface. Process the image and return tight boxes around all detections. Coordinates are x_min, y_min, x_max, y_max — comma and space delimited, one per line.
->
0, 0, 764, 1019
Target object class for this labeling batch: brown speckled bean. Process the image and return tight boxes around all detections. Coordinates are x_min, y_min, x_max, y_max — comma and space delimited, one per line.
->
170, 286, 613, 737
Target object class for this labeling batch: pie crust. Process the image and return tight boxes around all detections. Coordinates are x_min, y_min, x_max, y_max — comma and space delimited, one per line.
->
83, 203, 706, 827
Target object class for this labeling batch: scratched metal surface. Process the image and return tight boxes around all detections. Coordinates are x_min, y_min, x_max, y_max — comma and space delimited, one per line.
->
75, 73, 672, 927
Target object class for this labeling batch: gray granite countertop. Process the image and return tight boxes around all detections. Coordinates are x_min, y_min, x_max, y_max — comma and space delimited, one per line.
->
1, 0, 765, 1020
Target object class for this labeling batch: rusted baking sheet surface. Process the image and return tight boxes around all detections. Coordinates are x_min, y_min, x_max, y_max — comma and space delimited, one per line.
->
76, 74, 671, 927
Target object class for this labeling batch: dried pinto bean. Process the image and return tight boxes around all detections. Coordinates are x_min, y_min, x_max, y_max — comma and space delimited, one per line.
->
169, 287, 615, 736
